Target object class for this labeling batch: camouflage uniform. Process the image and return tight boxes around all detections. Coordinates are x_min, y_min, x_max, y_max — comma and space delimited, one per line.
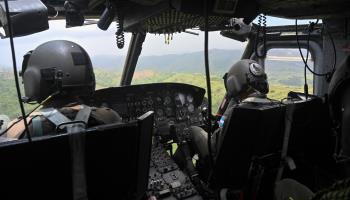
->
275, 178, 350, 200
6, 103, 121, 139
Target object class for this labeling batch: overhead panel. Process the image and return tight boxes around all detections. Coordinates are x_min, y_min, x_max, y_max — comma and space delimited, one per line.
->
257, 0, 350, 19
128, 9, 231, 34
123, 0, 258, 34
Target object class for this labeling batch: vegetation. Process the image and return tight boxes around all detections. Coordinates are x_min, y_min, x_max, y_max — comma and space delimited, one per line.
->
0, 68, 35, 119
0, 58, 312, 119
132, 70, 311, 111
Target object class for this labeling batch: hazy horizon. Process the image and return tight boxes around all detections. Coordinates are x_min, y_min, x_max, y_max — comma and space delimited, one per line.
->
0, 16, 315, 68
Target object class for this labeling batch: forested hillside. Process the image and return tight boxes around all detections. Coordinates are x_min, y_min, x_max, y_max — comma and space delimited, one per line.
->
0, 68, 35, 118
0, 49, 311, 119
1, 69, 306, 119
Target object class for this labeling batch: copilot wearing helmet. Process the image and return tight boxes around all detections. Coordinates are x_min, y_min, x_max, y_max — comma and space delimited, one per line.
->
216, 59, 269, 118
225, 59, 269, 99
175, 59, 269, 179
6, 40, 121, 139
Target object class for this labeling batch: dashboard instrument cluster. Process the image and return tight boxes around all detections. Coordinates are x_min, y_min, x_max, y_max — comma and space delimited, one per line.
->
86, 83, 206, 137
85, 83, 206, 200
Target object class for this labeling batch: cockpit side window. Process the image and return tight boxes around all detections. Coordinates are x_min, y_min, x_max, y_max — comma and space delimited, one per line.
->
264, 48, 314, 100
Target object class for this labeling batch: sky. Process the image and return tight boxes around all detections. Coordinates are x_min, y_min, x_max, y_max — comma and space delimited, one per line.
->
0, 16, 312, 68
0, 20, 245, 68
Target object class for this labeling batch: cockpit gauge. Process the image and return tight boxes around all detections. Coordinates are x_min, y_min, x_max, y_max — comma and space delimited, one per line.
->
165, 107, 173, 116
164, 96, 171, 105
186, 94, 194, 103
156, 109, 164, 117
142, 100, 147, 106
188, 103, 195, 113
156, 97, 162, 105
90, 83, 205, 129
148, 99, 154, 105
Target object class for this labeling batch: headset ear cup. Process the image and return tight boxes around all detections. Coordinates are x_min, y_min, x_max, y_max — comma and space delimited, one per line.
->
226, 76, 240, 98
255, 79, 269, 94
23, 67, 42, 102
21, 51, 33, 77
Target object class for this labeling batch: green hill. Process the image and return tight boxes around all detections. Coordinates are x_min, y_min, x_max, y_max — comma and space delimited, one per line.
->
0, 52, 311, 119
0, 68, 35, 119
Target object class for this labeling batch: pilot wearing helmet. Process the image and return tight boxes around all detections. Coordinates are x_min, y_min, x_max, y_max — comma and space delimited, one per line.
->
175, 59, 269, 178
6, 40, 121, 139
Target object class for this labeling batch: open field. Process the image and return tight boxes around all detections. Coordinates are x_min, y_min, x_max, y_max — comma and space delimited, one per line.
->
1, 64, 311, 119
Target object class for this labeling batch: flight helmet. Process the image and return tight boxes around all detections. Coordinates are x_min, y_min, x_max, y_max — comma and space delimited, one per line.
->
20, 40, 95, 103
224, 59, 269, 99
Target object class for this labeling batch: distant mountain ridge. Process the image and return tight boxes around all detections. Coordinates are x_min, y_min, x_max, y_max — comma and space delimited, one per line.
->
2, 48, 303, 74
91, 48, 302, 74
92, 49, 243, 74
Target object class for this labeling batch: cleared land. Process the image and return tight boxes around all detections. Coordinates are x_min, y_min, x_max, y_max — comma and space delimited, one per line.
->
1, 58, 312, 119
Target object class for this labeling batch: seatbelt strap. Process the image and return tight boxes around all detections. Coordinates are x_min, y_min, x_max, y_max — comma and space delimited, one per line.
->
41, 108, 72, 130
276, 103, 297, 182
68, 105, 91, 200
41, 105, 92, 200
73, 105, 92, 129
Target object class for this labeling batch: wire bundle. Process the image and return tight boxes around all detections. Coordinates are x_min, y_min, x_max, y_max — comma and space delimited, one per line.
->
295, 19, 337, 98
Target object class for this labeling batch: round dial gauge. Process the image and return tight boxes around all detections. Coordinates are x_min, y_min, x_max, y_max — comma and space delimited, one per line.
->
156, 109, 164, 117
165, 107, 173, 116
164, 96, 171, 105
188, 103, 195, 113
155, 97, 162, 106
187, 95, 194, 103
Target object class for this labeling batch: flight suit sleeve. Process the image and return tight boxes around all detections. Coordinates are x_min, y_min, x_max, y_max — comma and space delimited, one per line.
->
89, 107, 122, 125
275, 179, 314, 200
6, 117, 35, 139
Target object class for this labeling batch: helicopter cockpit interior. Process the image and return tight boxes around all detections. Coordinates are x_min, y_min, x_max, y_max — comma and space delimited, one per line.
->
1, 0, 350, 199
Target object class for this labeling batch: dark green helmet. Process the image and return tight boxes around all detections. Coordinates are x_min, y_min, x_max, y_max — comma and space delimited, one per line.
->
224, 59, 269, 99
20, 40, 95, 103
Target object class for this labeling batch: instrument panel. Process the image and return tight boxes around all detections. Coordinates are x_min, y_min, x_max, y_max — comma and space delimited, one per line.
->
86, 83, 206, 136
86, 83, 206, 199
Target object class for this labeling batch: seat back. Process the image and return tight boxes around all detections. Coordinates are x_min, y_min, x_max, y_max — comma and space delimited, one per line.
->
0, 111, 154, 200
283, 93, 335, 190
0, 134, 73, 200
85, 111, 154, 200
210, 102, 285, 190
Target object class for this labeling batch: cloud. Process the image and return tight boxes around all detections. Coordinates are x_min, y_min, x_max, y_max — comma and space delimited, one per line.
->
0, 20, 246, 68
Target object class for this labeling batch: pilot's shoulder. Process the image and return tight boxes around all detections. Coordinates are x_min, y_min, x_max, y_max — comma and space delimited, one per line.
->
5, 112, 40, 139
90, 106, 122, 124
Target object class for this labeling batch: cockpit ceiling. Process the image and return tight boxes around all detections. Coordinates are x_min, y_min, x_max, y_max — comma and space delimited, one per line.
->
95, 0, 257, 33
124, 9, 231, 34
121, 0, 349, 33
45, 0, 350, 34
257, 0, 350, 19
102, 0, 350, 19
